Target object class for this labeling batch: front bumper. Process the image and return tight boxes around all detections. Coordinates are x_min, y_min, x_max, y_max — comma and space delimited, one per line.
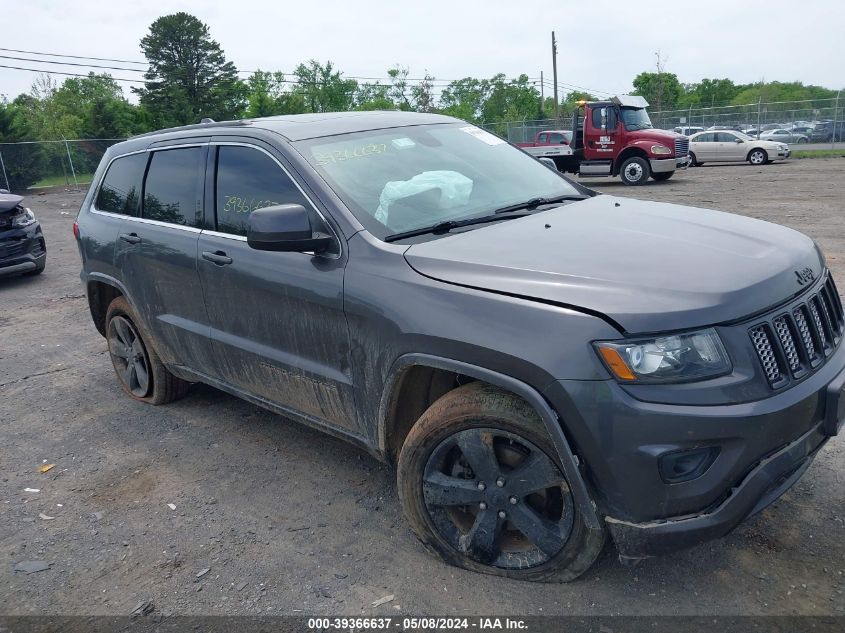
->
650, 155, 688, 173
0, 223, 46, 276
606, 420, 828, 558
543, 340, 845, 558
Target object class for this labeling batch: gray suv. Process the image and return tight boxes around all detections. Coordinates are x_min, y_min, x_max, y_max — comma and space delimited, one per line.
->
75, 112, 845, 582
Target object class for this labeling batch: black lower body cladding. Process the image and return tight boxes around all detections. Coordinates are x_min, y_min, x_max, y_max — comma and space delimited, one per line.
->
543, 341, 845, 558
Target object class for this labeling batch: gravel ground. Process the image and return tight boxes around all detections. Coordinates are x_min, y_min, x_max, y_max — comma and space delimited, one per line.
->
1, 158, 844, 617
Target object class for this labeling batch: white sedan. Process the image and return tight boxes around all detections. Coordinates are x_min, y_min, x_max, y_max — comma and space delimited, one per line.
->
687, 130, 790, 166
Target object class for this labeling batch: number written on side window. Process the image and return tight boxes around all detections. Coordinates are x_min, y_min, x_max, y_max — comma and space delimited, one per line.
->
96, 153, 147, 216
215, 146, 310, 237
142, 148, 204, 227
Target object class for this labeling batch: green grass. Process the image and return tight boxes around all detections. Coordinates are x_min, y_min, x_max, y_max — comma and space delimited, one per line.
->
31, 173, 94, 188
792, 149, 845, 159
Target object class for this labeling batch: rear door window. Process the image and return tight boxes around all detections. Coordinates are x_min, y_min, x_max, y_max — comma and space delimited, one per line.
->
96, 153, 148, 216
142, 147, 204, 227
214, 145, 311, 237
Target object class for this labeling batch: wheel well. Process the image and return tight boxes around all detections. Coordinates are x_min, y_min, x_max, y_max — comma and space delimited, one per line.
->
747, 147, 767, 161
613, 147, 648, 175
383, 365, 477, 464
87, 281, 122, 336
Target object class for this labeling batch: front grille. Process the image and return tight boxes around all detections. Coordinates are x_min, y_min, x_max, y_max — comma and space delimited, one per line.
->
751, 326, 781, 384
750, 272, 844, 388
1, 240, 27, 257
675, 137, 689, 157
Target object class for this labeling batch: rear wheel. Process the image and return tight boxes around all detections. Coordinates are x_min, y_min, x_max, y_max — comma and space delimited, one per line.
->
652, 171, 673, 181
797, 137, 808, 144
105, 296, 190, 405
748, 148, 768, 165
397, 382, 604, 582
619, 156, 650, 185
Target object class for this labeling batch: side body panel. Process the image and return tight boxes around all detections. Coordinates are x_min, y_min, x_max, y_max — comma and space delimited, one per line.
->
195, 136, 357, 432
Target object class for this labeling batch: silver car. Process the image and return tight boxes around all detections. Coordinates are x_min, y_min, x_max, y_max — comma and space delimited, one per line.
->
688, 130, 790, 166
761, 128, 810, 144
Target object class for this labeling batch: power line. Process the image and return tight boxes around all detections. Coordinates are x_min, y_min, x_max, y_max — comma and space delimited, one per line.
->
0, 54, 145, 73
0, 63, 144, 83
0, 46, 147, 65
0, 46, 545, 86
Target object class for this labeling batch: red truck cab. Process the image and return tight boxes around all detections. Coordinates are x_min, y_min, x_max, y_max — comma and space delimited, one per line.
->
543, 95, 689, 185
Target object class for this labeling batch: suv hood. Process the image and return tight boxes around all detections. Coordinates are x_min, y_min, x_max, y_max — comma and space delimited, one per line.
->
0, 193, 24, 214
404, 195, 822, 334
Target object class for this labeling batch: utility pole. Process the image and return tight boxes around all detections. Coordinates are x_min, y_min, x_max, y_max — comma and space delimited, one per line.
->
540, 71, 546, 118
552, 31, 559, 121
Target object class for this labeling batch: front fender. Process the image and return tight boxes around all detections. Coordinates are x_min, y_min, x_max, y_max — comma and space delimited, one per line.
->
377, 353, 604, 531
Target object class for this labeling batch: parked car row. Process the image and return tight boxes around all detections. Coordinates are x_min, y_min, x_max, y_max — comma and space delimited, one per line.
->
674, 121, 843, 143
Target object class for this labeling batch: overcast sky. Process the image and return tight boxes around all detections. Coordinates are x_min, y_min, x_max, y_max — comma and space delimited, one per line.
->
3, 0, 843, 103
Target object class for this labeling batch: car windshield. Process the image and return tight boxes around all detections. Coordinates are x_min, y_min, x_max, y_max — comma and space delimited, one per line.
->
295, 123, 582, 240
620, 107, 654, 130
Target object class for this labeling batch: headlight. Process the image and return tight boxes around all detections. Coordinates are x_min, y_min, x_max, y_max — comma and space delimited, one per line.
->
651, 145, 672, 155
11, 208, 37, 228
594, 328, 731, 384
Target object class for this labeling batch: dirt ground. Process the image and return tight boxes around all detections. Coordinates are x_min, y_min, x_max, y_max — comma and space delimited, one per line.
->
1, 158, 844, 617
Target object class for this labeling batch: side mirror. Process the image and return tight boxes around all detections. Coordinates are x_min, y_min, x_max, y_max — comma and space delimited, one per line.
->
247, 204, 333, 253
538, 157, 558, 171
735, 138, 744, 143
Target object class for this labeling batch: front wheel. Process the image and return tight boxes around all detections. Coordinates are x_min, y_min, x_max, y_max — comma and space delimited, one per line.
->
618, 156, 650, 185
748, 148, 768, 165
397, 383, 604, 582
688, 152, 698, 167
652, 171, 674, 181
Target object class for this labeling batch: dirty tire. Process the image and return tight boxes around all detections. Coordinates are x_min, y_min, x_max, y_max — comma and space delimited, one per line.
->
748, 148, 768, 165
105, 296, 190, 405
397, 382, 605, 582
652, 171, 673, 181
619, 156, 650, 185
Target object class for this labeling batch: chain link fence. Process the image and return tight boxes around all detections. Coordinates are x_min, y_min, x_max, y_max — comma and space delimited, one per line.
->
0, 139, 125, 193
652, 97, 843, 140
483, 98, 843, 145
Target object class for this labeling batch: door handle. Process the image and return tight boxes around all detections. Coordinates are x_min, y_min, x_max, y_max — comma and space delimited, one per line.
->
202, 250, 233, 266
119, 232, 141, 244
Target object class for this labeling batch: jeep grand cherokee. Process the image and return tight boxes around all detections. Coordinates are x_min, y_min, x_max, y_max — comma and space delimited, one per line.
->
75, 112, 845, 581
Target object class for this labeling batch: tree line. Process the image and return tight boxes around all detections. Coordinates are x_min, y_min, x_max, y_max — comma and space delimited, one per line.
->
1, 12, 840, 189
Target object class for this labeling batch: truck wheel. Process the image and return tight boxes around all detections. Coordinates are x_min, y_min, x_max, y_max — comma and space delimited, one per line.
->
397, 382, 605, 582
105, 296, 190, 405
748, 149, 768, 165
652, 172, 673, 181
619, 157, 650, 185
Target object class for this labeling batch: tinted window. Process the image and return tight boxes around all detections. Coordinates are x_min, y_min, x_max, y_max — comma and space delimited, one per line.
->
591, 107, 604, 129
96, 153, 147, 216
143, 147, 204, 227
716, 132, 737, 142
695, 133, 715, 142
215, 146, 310, 237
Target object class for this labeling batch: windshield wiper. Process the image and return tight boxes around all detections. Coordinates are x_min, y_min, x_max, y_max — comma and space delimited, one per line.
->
492, 194, 588, 215
384, 212, 531, 243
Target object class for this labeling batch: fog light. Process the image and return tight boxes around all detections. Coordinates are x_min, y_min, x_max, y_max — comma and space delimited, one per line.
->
658, 447, 719, 483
